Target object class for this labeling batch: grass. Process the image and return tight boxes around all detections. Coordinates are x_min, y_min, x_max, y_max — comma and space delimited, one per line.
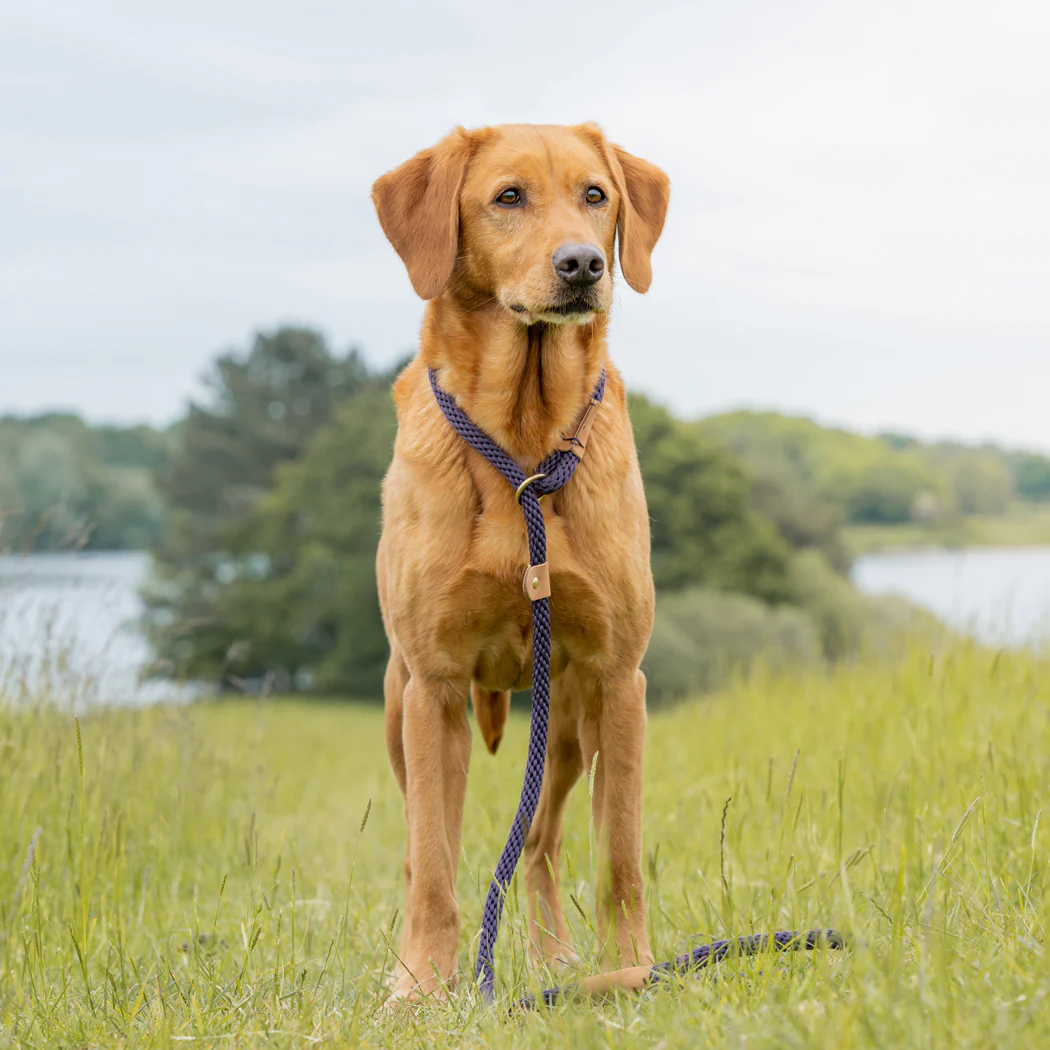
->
844, 504, 1050, 555
1, 640, 1048, 1047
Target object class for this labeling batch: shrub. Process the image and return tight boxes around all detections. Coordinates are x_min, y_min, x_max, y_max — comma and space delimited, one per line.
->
791, 549, 940, 661
643, 554, 942, 707
747, 465, 851, 572
631, 397, 797, 604
643, 587, 819, 706
839, 460, 937, 524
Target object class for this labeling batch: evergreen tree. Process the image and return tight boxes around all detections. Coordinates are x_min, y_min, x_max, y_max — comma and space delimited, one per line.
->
142, 327, 379, 685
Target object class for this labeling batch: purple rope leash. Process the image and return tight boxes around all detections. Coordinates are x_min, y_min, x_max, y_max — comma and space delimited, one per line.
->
429, 367, 847, 1008
429, 366, 605, 1003
519, 928, 850, 1010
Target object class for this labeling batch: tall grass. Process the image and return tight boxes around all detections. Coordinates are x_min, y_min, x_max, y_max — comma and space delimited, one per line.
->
1, 640, 1047, 1047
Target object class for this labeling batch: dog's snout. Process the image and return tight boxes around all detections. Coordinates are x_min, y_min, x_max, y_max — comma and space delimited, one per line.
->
552, 243, 605, 287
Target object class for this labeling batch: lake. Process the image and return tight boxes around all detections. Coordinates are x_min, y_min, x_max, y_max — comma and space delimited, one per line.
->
0, 551, 185, 707
852, 547, 1050, 647
1, 548, 1048, 706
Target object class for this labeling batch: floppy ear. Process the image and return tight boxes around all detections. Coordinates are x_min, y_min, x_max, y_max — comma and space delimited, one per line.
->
597, 136, 670, 294
371, 128, 475, 300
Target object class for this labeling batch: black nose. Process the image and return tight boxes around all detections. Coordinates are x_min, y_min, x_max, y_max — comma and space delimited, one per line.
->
552, 243, 605, 286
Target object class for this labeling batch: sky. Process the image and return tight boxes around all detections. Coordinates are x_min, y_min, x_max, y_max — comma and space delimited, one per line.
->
2, 0, 1048, 450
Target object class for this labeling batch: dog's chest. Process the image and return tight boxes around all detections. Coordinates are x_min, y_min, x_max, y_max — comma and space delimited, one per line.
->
457, 508, 611, 692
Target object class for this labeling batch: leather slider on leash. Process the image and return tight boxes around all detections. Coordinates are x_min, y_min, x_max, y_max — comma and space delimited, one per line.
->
556, 395, 602, 458
522, 562, 551, 601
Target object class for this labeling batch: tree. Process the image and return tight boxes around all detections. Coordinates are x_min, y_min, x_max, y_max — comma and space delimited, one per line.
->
745, 465, 850, 572
1013, 453, 1050, 502
951, 454, 1014, 515
209, 389, 397, 695
631, 396, 797, 603
840, 461, 936, 524
0, 415, 168, 552
143, 327, 380, 685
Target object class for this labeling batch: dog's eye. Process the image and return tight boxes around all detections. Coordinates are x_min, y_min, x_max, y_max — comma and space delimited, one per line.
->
495, 188, 522, 207
585, 186, 606, 205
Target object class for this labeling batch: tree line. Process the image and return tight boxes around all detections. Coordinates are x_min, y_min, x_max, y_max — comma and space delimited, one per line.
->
700, 411, 1050, 527
0, 415, 167, 552
3, 326, 1048, 702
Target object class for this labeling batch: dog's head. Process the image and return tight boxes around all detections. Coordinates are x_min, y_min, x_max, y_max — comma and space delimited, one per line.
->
372, 124, 670, 325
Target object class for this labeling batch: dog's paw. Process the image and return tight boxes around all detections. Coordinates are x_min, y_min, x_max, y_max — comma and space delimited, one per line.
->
385, 970, 455, 1012
385, 989, 430, 1016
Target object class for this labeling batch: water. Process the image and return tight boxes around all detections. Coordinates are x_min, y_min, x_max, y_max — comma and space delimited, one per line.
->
852, 547, 1050, 648
0, 551, 191, 707
1, 548, 1048, 707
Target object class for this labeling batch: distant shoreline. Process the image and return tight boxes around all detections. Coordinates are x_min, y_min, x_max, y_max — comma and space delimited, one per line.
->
844, 505, 1050, 557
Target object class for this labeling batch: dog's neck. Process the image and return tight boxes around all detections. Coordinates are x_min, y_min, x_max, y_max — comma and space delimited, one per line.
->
422, 297, 609, 466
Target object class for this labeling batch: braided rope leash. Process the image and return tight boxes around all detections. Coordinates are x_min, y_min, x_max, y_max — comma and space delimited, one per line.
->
429, 367, 847, 1007
518, 928, 850, 1010
428, 366, 606, 1003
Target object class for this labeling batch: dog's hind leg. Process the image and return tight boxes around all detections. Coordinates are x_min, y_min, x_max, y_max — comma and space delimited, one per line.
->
524, 668, 584, 967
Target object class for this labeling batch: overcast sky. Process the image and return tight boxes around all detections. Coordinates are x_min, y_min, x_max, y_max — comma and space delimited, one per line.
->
2, 0, 1048, 449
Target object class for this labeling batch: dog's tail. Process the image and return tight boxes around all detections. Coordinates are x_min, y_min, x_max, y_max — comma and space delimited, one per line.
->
471, 684, 511, 755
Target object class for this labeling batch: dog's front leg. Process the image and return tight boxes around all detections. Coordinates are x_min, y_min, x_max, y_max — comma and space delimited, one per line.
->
392, 674, 471, 1002
585, 668, 653, 969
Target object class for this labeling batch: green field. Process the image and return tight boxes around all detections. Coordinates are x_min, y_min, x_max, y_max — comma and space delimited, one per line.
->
2, 642, 1048, 1047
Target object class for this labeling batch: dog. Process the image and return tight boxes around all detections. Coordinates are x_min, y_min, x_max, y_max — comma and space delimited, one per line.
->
371, 122, 669, 1001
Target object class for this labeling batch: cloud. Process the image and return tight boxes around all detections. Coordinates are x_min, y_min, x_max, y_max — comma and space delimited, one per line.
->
1, 0, 1047, 449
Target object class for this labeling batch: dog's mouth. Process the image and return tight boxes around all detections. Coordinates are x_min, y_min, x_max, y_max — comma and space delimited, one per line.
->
508, 294, 602, 324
